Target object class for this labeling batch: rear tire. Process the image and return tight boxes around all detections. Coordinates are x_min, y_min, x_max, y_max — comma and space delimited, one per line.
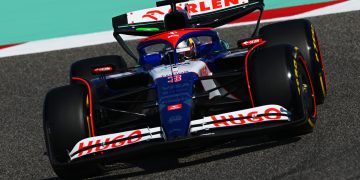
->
43, 85, 103, 179
248, 44, 316, 135
260, 19, 327, 105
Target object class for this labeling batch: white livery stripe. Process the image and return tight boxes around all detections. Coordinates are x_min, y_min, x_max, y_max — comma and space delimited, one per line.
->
127, 0, 249, 24
69, 127, 161, 160
190, 105, 290, 132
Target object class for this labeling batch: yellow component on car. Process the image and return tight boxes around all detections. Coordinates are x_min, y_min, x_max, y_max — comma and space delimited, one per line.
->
86, 116, 91, 137
293, 59, 301, 95
295, 46, 299, 52
307, 117, 315, 128
319, 73, 326, 96
315, 52, 320, 62
311, 24, 318, 52
85, 94, 91, 137
86, 95, 89, 107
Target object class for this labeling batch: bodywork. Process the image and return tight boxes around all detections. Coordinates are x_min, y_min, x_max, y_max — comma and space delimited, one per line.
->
59, 0, 310, 164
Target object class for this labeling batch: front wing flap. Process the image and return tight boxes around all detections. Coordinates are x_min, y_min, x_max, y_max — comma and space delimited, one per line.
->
69, 105, 289, 161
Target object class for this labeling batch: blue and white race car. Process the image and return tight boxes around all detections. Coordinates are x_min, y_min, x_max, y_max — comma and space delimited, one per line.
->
43, 0, 327, 178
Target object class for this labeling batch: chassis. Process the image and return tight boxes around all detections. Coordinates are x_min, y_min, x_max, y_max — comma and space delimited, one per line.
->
43, 0, 327, 178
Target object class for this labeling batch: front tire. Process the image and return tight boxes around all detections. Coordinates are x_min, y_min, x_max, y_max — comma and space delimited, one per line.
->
248, 44, 317, 135
260, 19, 327, 105
43, 85, 103, 179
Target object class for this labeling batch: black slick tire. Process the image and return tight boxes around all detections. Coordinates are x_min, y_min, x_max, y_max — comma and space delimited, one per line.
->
248, 44, 317, 135
43, 85, 103, 179
260, 19, 327, 105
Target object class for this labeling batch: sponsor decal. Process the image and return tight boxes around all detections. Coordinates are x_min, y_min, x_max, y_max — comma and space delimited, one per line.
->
69, 127, 161, 160
92, 66, 113, 74
167, 103, 183, 111
167, 74, 182, 83
210, 107, 283, 127
76, 130, 141, 157
311, 24, 319, 54
142, 10, 165, 21
190, 105, 290, 132
310, 24, 326, 96
152, 61, 202, 79
307, 117, 315, 128
167, 31, 179, 39
127, 0, 249, 24
240, 38, 263, 47
293, 59, 301, 95
319, 73, 326, 96
160, 71, 189, 78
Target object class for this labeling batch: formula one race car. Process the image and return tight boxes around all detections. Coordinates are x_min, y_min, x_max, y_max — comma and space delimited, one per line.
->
43, 0, 327, 178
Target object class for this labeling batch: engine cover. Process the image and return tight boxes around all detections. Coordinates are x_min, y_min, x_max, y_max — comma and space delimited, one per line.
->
149, 60, 211, 139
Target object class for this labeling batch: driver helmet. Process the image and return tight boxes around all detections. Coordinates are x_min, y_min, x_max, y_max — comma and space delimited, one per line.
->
176, 38, 197, 61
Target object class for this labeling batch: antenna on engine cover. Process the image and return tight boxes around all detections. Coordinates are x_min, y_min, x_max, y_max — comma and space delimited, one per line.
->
156, 0, 191, 30
156, 0, 189, 12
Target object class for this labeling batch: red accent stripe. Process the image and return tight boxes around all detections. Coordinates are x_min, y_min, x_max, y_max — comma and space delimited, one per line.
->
315, 31, 327, 92
72, 77, 96, 137
230, 0, 348, 24
244, 41, 267, 107
298, 56, 317, 118
0, 43, 22, 50
167, 104, 183, 111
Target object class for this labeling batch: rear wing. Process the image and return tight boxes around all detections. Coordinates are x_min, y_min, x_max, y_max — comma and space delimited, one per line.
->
112, 0, 264, 36
112, 0, 264, 62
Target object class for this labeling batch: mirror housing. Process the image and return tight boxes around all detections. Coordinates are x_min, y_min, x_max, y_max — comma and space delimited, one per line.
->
141, 53, 162, 67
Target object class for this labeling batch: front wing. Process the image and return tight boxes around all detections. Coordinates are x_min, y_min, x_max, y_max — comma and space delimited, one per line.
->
69, 104, 289, 160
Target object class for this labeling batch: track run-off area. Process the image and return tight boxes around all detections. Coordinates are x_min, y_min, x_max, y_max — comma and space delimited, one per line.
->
0, 11, 359, 179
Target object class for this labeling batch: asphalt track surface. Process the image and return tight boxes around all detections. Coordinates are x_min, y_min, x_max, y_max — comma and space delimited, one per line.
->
1, 11, 359, 180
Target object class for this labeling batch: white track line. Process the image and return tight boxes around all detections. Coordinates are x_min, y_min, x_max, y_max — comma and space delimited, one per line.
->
0, 0, 359, 58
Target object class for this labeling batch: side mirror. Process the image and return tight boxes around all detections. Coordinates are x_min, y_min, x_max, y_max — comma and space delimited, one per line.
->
220, 40, 230, 50
140, 53, 162, 67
